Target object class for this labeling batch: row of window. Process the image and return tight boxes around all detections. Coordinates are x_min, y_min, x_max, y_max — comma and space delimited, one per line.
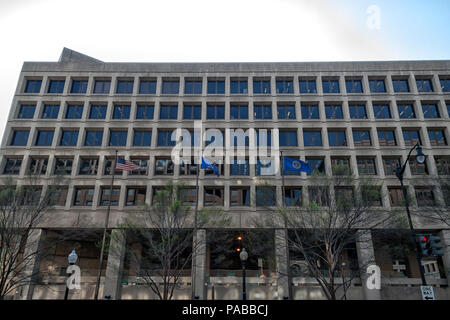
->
4, 154, 450, 177
15, 184, 449, 208
15, 101, 450, 121
23, 75, 450, 95
9, 126, 448, 148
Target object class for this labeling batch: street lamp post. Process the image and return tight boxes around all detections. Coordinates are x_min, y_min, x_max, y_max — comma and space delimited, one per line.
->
64, 249, 78, 300
240, 248, 248, 300
341, 262, 347, 300
395, 143, 427, 286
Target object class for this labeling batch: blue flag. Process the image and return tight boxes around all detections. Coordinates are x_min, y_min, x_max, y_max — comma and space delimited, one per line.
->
283, 157, 310, 174
201, 157, 220, 176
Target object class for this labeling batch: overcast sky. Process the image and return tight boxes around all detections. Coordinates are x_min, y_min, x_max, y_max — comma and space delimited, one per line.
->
0, 0, 449, 137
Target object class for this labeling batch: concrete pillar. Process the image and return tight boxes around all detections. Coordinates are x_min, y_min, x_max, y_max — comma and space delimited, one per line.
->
275, 229, 290, 300
103, 229, 126, 300
19, 228, 44, 300
355, 230, 381, 300
439, 230, 450, 285
193, 229, 207, 299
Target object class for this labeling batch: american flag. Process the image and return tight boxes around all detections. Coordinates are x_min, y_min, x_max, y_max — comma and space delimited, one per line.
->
115, 157, 141, 171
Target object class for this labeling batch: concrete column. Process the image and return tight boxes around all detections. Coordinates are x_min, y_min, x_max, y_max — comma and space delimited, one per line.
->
355, 230, 381, 300
275, 229, 290, 300
439, 230, 450, 285
103, 229, 126, 300
19, 228, 44, 300
193, 229, 207, 299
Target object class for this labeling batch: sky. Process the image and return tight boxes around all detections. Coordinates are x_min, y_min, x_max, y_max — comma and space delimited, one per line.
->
0, 0, 449, 136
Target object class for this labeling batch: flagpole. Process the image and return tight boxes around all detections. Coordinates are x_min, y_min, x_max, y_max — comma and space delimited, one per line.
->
191, 155, 200, 299
94, 149, 118, 300
280, 151, 293, 299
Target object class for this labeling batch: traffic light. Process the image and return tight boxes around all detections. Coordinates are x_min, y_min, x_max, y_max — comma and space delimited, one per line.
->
429, 235, 444, 256
418, 234, 445, 257
235, 235, 243, 253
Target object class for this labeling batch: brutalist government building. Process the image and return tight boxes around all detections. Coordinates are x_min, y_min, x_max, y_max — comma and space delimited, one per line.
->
1, 48, 450, 300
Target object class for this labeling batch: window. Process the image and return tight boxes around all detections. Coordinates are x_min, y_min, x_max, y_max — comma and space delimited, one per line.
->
369, 79, 386, 93
93, 80, 111, 94
299, 79, 317, 94
256, 159, 275, 175
440, 78, 450, 92
19, 187, 42, 206
415, 187, 435, 206
60, 130, 79, 146
204, 187, 224, 206
179, 159, 199, 176
133, 130, 152, 146
184, 79, 202, 94
230, 104, 248, 119
331, 157, 351, 175
103, 157, 116, 175
47, 80, 65, 93
129, 159, 148, 175
276, 79, 293, 94
207, 80, 225, 94
112, 105, 131, 119
78, 158, 99, 175
89, 105, 107, 119
109, 130, 127, 146
18, 105, 36, 119
335, 187, 355, 207
205, 162, 224, 176
207, 104, 224, 119
139, 79, 156, 94
41, 105, 59, 119
136, 105, 154, 119
279, 130, 297, 146
306, 158, 325, 175
28, 158, 48, 175
11, 130, 29, 146
230, 159, 249, 175
392, 79, 410, 93
52, 187, 68, 206
284, 187, 302, 206
84, 130, 103, 146
125, 187, 146, 206
435, 156, 450, 175
328, 130, 347, 146
161, 80, 179, 94
409, 156, 428, 175
349, 104, 367, 119
73, 187, 94, 206
377, 130, 396, 146
100, 187, 120, 206
24, 80, 41, 93
388, 187, 404, 206
416, 79, 433, 92
345, 79, 363, 93
155, 158, 174, 175
178, 188, 196, 206
230, 129, 248, 147
253, 79, 271, 94
397, 104, 415, 119
230, 187, 250, 206
71, 80, 88, 94
325, 104, 343, 119
256, 186, 276, 206
361, 186, 382, 206
157, 130, 175, 147
255, 130, 272, 147
66, 105, 83, 119
353, 130, 371, 146
301, 104, 319, 119
254, 104, 272, 119
357, 158, 377, 175
35, 130, 54, 146
422, 104, 439, 118
116, 80, 134, 94
230, 79, 248, 94
428, 129, 447, 146
206, 130, 224, 147
3, 158, 22, 174
308, 186, 329, 206
277, 104, 296, 119
382, 157, 401, 176
402, 129, 421, 146
373, 104, 391, 119
54, 158, 73, 175
159, 105, 178, 119
303, 130, 322, 146
322, 79, 340, 93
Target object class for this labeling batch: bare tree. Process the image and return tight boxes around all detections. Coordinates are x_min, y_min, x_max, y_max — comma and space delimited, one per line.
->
111, 181, 229, 300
